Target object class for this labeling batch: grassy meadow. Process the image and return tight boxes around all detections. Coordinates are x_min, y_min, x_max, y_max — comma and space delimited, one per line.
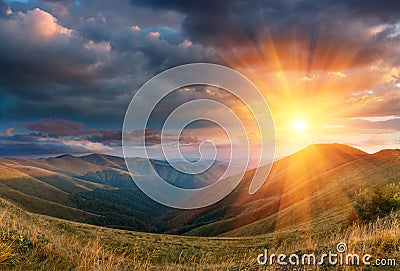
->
0, 197, 398, 270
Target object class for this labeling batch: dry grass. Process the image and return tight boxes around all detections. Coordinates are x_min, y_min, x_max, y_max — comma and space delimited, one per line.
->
258, 213, 399, 271
0, 197, 398, 270
0, 198, 136, 270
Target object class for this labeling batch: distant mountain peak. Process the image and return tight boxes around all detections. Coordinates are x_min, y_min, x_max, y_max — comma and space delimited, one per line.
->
80, 153, 122, 160
80, 153, 106, 159
79, 153, 126, 169
372, 149, 400, 161
54, 154, 76, 159
374, 148, 400, 155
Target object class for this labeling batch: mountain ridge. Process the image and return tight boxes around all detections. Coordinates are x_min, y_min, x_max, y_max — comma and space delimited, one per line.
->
0, 143, 399, 236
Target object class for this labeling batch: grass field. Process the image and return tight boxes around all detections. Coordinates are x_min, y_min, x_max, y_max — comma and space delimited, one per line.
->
0, 197, 398, 270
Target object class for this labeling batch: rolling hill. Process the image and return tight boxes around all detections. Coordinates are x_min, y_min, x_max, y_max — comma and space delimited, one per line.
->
0, 154, 230, 232
0, 144, 399, 237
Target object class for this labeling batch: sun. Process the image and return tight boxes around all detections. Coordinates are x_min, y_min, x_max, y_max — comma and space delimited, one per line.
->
292, 119, 308, 132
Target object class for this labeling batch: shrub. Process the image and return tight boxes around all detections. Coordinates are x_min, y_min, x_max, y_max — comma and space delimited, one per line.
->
354, 182, 400, 221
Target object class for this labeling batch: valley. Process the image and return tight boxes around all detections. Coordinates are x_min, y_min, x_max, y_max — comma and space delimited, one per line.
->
0, 144, 399, 237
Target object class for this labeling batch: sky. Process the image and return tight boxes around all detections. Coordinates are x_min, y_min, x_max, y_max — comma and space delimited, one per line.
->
0, 0, 399, 159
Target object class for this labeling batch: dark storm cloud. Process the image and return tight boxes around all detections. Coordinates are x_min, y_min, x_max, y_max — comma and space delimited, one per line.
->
0, 7, 125, 116
132, 0, 246, 47
145, 85, 240, 130
0, 2, 217, 125
63, 0, 183, 30
132, 0, 400, 41
132, 0, 400, 70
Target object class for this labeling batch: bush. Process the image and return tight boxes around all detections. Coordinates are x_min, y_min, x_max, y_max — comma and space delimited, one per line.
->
354, 182, 400, 221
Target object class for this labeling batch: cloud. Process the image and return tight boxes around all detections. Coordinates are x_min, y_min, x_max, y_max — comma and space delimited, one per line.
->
132, 0, 400, 71
143, 85, 244, 131
341, 87, 400, 118
0, 7, 114, 98
341, 117, 400, 131
88, 129, 122, 145
21, 119, 197, 148
0, 133, 111, 156
0, 127, 14, 137
0, 118, 122, 156
122, 128, 200, 146
0, 4, 217, 126
40, 0, 72, 16
85, 127, 202, 148
18, 8, 71, 39
0, 119, 202, 156
25, 119, 91, 137
147, 31, 160, 39
0, 0, 399, 157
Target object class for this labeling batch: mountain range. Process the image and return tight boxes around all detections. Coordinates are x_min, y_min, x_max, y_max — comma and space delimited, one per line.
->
0, 143, 399, 236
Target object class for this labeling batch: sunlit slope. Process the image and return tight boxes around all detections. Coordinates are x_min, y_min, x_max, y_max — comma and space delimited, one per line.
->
0, 160, 105, 222
0, 156, 150, 226
175, 144, 400, 236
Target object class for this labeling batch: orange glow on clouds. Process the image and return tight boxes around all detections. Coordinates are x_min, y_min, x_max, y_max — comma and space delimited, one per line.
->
204, 21, 400, 157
